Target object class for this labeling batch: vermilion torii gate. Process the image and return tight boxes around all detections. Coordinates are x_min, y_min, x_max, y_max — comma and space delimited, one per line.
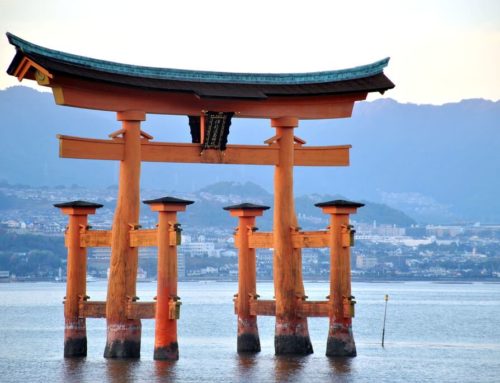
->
6, 33, 394, 359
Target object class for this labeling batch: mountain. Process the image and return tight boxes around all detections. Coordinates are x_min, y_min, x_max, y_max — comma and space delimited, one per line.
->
1, 86, 499, 223
0, 180, 415, 229
188, 182, 415, 230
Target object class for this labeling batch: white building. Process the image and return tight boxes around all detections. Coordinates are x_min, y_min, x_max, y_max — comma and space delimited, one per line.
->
181, 242, 216, 257
356, 255, 378, 269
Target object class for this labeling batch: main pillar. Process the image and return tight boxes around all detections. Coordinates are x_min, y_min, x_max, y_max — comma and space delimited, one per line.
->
104, 110, 145, 358
272, 117, 313, 355
54, 200, 103, 357
144, 196, 193, 360
223, 203, 270, 353
316, 200, 364, 357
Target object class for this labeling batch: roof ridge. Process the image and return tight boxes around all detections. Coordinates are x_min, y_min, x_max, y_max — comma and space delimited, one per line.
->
7, 32, 390, 85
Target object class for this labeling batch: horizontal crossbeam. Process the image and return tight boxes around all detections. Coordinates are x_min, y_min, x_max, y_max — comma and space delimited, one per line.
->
249, 299, 276, 316
78, 300, 106, 318
241, 230, 330, 249
65, 229, 160, 248
249, 299, 330, 317
80, 230, 111, 247
247, 232, 274, 248
77, 300, 156, 319
70, 226, 330, 250
66, 230, 112, 248
58, 135, 350, 167
50, 80, 366, 119
129, 229, 157, 247
292, 231, 329, 248
126, 301, 156, 319
299, 301, 330, 317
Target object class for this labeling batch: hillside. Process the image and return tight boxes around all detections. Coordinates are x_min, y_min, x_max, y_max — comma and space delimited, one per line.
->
1, 86, 499, 223
0, 181, 415, 230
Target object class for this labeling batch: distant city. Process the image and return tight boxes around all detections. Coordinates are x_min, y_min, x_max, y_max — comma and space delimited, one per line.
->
1, 182, 499, 283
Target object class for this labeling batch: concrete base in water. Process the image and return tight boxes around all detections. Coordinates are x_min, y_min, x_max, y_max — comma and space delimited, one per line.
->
274, 317, 313, 355
64, 337, 87, 358
154, 342, 179, 361
275, 335, 314, 355
64, 319, 87, 357
104, 321, 142, 359
326, 322, 356, 357
237, 317, 261, 353
237, 333, 261, 353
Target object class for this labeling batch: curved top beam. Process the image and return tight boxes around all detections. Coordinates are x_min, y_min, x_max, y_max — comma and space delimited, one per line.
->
7, 33, 392, 85
5, 33, 395, 118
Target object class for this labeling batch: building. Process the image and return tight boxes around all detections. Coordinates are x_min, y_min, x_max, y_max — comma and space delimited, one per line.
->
356, 255, 378, 270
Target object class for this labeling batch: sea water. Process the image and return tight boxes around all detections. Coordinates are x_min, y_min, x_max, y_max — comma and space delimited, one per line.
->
0, 281, 499, 382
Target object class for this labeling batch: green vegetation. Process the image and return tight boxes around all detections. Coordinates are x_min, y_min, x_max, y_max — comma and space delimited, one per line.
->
0, 229, 65, 277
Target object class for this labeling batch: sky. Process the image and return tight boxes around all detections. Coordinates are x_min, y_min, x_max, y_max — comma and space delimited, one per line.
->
0, 0, 499, 105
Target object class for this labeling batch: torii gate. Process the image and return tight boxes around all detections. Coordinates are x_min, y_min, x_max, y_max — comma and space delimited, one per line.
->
6, 33, 394, 359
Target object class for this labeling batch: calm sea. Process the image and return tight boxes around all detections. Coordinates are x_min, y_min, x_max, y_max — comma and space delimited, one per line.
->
0, 281, 499, 382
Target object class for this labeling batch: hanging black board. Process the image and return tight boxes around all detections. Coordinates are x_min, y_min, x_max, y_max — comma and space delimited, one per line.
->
203, 111, 233, 151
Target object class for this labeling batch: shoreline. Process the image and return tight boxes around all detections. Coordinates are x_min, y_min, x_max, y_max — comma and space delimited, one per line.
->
3, 277, 500, 284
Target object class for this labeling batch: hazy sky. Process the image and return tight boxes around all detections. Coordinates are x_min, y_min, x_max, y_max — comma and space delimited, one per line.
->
1, 0, 499, 104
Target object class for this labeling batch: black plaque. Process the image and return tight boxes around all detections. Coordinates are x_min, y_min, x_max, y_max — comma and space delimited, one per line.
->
202, 111, 234, 151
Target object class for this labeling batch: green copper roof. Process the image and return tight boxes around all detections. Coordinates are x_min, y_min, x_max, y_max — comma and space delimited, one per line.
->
53, 200, 104, 209
143, 196, 194, 205
314, 200, 365, 208
223, 202, 270, 211
7, 32, 390, 85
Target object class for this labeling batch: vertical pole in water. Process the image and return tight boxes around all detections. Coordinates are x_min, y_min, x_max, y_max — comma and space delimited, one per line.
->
272, 117, 313, 355
144, 196, 193, 360
105, 110, 145, 358
382, 294, 389, 347
55, 201, 103, 357
223, 203, 270, 353
316, 200, 364, 357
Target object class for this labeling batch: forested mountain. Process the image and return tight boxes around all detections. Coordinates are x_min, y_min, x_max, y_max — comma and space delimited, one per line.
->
1, 86, 499, 223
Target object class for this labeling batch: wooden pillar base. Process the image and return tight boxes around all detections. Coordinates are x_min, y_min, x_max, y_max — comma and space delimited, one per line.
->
154, 342, 179, 361
64, 318, 87, 357
153, 316, 179, 361
104, 320, 141, 358
274, 317, 313, 355
237, 317, 260, 353
326, 320, 356, 357
56, 201, 101, 358
145, 197, 193, 362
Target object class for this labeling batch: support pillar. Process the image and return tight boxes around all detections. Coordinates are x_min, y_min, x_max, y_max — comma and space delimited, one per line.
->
223, 203, 270, 353
54, 200, 103, 357
105, 110, 145, 358
316, 200, 364, 357
144, 196, 193, 360
272, 117, 313, 355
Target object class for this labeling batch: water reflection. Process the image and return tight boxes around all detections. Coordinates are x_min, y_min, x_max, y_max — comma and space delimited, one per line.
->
154, 360, 177, 381
62, 358, 86, 382
274, 355, 308, 382
105, 359, 140, 383
328, 357, 353, 374
237, 353, 258, 373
